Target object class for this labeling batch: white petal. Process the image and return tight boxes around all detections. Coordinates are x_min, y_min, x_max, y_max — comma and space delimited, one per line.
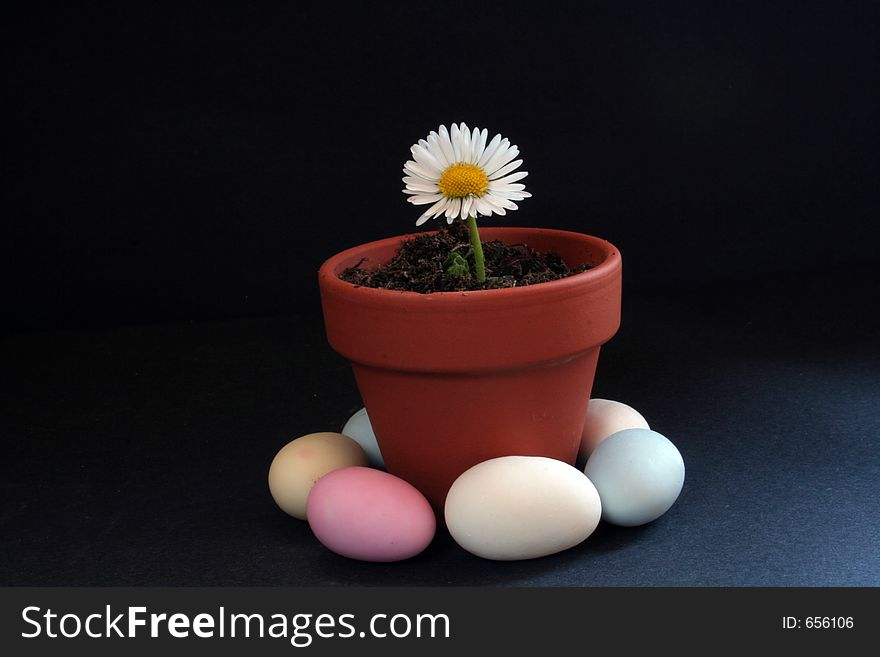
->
474, 196, 496, 217
488, 182, 527, 192
460, 196, 473, 219
432, 198, 450, 217
490, 190, 531, 200
407, 193, 445, 205
404, 183, 438, 194
403, 175, 439, 189
404, 160, 440, 181
437, 125, 456, 167
411, 144, 443, 175
481, 194, 502, 208
489, 171, 528, 185
427, 132, 450, 168
459, 123, 471, 163
450, 123, 462, 162
452, 197, 463, 218
471, 197, 488, 217
416, 198, 448, 225
445, 197, 461, 219
482, 194, 508, 216
468, 127, 482, 163
488, 159, 523, 180
487, 193, 518, 211
432, 197, 451, 217
403, 179, 439, 193
484, 144, 519, 176
478, 135, 506, 168
472, 128, 488, 163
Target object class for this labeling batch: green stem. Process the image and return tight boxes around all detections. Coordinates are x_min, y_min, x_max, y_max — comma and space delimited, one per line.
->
465, 213, 486, 282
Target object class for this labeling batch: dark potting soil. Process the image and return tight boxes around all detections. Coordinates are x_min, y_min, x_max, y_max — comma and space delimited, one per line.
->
339, 221, 593, 293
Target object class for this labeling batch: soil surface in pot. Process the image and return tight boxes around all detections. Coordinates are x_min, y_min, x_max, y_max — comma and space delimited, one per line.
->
340, 222, 593, 293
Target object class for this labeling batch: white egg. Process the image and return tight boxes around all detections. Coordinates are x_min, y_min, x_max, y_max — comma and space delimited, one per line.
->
578, 398, 650, 464
584, 428, 684, 527
445, 456, 602, 561
341, 407, 384, 468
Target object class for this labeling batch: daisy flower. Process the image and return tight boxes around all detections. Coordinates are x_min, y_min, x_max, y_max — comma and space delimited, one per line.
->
402, 123, 531, 227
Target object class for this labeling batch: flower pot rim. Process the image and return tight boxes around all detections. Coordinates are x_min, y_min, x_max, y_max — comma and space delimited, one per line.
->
318, 226, 621, 306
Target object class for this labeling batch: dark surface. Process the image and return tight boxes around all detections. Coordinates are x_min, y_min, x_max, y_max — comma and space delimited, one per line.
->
3, 264, 878, 586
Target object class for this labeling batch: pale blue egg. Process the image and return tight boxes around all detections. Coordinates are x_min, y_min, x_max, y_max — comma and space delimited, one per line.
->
341, 407, 384, 469
584, 428, 684, 527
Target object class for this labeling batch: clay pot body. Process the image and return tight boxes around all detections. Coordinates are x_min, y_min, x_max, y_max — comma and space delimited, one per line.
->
318, 227, 622, 512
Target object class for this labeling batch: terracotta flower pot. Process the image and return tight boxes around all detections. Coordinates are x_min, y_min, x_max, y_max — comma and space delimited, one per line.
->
318, 227, 622, 513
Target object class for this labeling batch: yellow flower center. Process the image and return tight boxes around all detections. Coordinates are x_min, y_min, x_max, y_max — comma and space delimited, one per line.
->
437, 163, 489, 198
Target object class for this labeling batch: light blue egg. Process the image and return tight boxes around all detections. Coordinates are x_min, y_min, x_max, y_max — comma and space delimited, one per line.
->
584, 428, 685, 527
341, 407, 384, 469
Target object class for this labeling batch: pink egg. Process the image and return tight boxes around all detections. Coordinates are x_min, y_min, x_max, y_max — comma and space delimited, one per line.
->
306, 466, 436, 562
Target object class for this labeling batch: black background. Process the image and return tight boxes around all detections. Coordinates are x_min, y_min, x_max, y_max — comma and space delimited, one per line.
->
2, 1, 879, 587
5, 1, 878, 332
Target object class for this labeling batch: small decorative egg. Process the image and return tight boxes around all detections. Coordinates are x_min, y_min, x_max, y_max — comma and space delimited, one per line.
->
584, 428, 685, 527
579, 398, 650, 463
306, 466, 436, 562
445, 456, 602, 561
268, 432, 368, 520
341, 407, 384, 468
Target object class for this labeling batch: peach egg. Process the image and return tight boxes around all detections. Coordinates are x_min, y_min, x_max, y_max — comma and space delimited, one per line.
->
578, 398, 650, 463
268, 432, 368, 520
